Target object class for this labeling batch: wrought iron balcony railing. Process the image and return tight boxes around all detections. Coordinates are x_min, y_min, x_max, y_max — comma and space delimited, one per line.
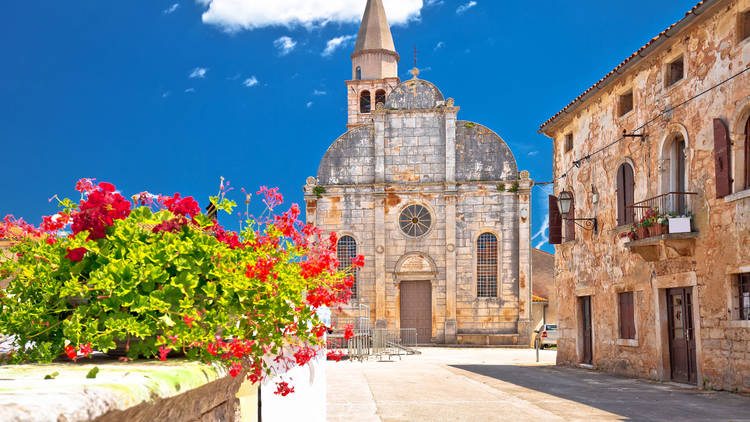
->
626, 192, 697, 224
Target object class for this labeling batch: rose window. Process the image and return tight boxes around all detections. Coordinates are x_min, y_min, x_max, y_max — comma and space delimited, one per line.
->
399, 205, 432, 237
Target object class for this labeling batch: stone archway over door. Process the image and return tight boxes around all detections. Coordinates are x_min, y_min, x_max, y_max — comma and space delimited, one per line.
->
400, 280, 432, 345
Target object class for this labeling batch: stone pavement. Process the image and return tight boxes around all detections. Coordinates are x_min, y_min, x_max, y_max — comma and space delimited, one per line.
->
327, 348, 750, 421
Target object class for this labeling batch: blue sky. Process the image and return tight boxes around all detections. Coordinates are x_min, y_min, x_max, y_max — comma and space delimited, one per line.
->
0, 0, 701, 253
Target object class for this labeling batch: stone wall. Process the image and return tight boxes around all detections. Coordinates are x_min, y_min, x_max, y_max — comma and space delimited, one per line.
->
543, 0, 750, 391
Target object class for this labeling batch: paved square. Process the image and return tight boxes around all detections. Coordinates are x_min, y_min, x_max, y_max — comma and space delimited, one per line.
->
327, 348, 750, 421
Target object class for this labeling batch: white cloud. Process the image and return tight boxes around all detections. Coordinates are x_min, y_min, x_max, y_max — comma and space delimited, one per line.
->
528, 150, 539, 157
531, 184, 554, 249
434, 41, 445, 51
198, 0, 424, 32
161, 91, 171, 98
322, 34, 356, 57
185, 88, 196, 93
189, 67, 208, 78
425, 0, 444, 6
306, 101, 314, 108
243, 76, 259, 87
313, 89, 327, 96
456, 1, 477, 14
273, 36, 297, 56
163, 3, 180, 14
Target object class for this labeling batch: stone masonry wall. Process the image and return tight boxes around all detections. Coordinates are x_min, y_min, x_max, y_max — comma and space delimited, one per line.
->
545, 0, 750, 391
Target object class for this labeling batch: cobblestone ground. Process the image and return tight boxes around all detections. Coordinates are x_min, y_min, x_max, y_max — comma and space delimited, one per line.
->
327, 348, 750, 422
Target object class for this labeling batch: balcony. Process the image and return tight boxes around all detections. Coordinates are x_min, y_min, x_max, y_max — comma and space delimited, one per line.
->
624, 192, 698, 262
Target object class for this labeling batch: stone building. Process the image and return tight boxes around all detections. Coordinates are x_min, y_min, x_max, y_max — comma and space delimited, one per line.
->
540, 0, 750, 390
304, 0, 533, 345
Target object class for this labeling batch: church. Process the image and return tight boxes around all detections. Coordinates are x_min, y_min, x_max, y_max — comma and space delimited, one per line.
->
304, 0, 533, 345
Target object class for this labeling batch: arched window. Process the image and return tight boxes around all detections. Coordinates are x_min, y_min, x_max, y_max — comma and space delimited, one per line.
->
477, 233, 498, 298
360, 90, 371, 114
337, 236, 358, 299
356, 66, 362, 81
745, 117, 750, 190
375, 89, 386, 108
616, 163, 635, 226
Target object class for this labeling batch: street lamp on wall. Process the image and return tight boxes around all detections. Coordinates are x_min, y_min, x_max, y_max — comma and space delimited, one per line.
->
557, 191, 598, 233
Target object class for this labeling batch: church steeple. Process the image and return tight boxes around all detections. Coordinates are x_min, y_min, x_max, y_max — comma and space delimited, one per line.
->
353, 0, 396, 56
346, 0, 400, 128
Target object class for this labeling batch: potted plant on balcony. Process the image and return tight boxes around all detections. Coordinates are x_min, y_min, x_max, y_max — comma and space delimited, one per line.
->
667, 211, 692, 234
654, 214, 669, 236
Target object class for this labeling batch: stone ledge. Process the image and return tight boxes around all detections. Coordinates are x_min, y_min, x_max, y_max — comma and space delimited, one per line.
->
624, 232, 699, 262
724, 188, 750, 203
0, 359, 244, 422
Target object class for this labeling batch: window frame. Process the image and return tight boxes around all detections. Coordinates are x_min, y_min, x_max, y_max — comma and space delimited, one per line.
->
564, 133, 573, 153
476, 232, 499, 298
739, 9, 750, 43
618, 90, 634, 117
616, 162, 635, 226
666, 55, 685, 87
739, 273, 750, 321
375, 89, 386, 108
359, 90, 371, 114
336, 235, 359, 300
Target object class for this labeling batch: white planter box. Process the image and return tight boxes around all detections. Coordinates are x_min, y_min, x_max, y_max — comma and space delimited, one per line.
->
668, 217, 691, 233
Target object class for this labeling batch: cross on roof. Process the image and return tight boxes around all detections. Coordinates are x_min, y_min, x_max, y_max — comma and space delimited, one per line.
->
412, 45, 419, 68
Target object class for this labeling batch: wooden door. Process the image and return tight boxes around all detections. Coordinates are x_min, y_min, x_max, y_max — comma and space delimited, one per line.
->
400, 281, 432, 344
667, 288, 697, 384
581, 296, 593, 364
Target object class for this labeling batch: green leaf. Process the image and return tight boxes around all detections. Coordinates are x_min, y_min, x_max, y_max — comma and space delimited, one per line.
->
86, 367, 99, 379
44, 371, 59, 380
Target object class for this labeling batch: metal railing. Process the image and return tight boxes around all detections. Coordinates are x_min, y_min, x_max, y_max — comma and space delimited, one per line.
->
626, 192, 697, 223
372, 328, 420, 360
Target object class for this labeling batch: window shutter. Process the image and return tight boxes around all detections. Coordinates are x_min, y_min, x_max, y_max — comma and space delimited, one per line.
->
713, 118, 731, 198
617, 166, 625, 226
745, 117, 750, 190
624, 164, 635, 225
549, 195, 562, 245
566, 195, 576, 241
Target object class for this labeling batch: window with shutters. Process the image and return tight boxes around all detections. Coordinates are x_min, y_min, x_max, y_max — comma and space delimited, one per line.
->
477, 233, 498, 298
619, 292, 636, 339
548, 195, 563, 245
616, 163, 635, 226
564, 191, 576, 242
360, 90, 371, 113
745, 116, 750, 190
736, 274, 750, 321
375, 89, 386, 108
714, 119, 732, 198
337, 236, 358, 299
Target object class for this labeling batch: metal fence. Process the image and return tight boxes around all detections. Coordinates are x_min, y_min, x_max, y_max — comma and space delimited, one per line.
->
372, 328, 419, 360
627, 192, 697, 222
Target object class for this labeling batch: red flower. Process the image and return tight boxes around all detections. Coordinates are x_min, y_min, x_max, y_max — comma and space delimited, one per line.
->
65, 247, 87, 262
75, 178, 96, 194
351, 255, 365, 268
158, 346, 171, 361
45, 237, 57, 245
327, 350, 344, 362
71, 182, 131, 240
293, 346, 317, 366
64, 345, 77, 361
274, 381, 295, 396
311, 324, 327, 338
344, 324, 354, 340
229, 361, 243, 378
98, 182, 116, 193
183, 315, 194, 328
79, 343, 93, 358
159, 193, 200, 218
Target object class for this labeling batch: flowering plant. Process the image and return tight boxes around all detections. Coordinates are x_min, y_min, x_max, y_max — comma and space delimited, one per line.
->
0, 179, 362, 392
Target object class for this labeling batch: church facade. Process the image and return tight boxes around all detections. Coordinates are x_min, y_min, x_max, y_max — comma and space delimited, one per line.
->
304, 0, 533, 345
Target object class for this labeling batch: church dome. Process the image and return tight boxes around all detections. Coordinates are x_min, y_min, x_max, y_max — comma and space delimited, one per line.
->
385, 79, 444, 110
455, 121, 518, 182
317, 125, 375, 186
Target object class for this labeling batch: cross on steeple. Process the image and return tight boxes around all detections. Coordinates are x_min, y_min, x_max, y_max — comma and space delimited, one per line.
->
412, 44, 420, 68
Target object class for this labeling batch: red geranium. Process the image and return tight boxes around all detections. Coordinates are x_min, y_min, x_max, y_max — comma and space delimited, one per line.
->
71, 183, 131, 240
65, 247, 87, 262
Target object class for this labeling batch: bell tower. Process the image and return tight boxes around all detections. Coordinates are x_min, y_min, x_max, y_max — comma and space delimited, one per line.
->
346, 0, 400, 129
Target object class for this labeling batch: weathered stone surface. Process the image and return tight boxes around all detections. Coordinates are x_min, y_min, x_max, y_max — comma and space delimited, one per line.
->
0, 360, 242, 422
385, 79, 444, 110
541, 0, 750, 392
455, 122, 518, 182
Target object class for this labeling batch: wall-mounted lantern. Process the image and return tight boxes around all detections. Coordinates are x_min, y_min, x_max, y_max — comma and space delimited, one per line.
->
557, 191, 598, 233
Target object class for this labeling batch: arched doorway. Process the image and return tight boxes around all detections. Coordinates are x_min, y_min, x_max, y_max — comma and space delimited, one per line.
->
395, 253, 437, 345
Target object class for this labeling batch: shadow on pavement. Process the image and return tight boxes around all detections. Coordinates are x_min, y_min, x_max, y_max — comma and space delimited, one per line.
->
450, 364, 750, 421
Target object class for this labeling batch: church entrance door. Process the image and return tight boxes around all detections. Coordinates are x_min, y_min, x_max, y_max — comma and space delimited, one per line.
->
400, 280, 432, 344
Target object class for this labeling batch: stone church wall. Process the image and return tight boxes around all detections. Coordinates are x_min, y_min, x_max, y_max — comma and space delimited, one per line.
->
385, 111, 446, 183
